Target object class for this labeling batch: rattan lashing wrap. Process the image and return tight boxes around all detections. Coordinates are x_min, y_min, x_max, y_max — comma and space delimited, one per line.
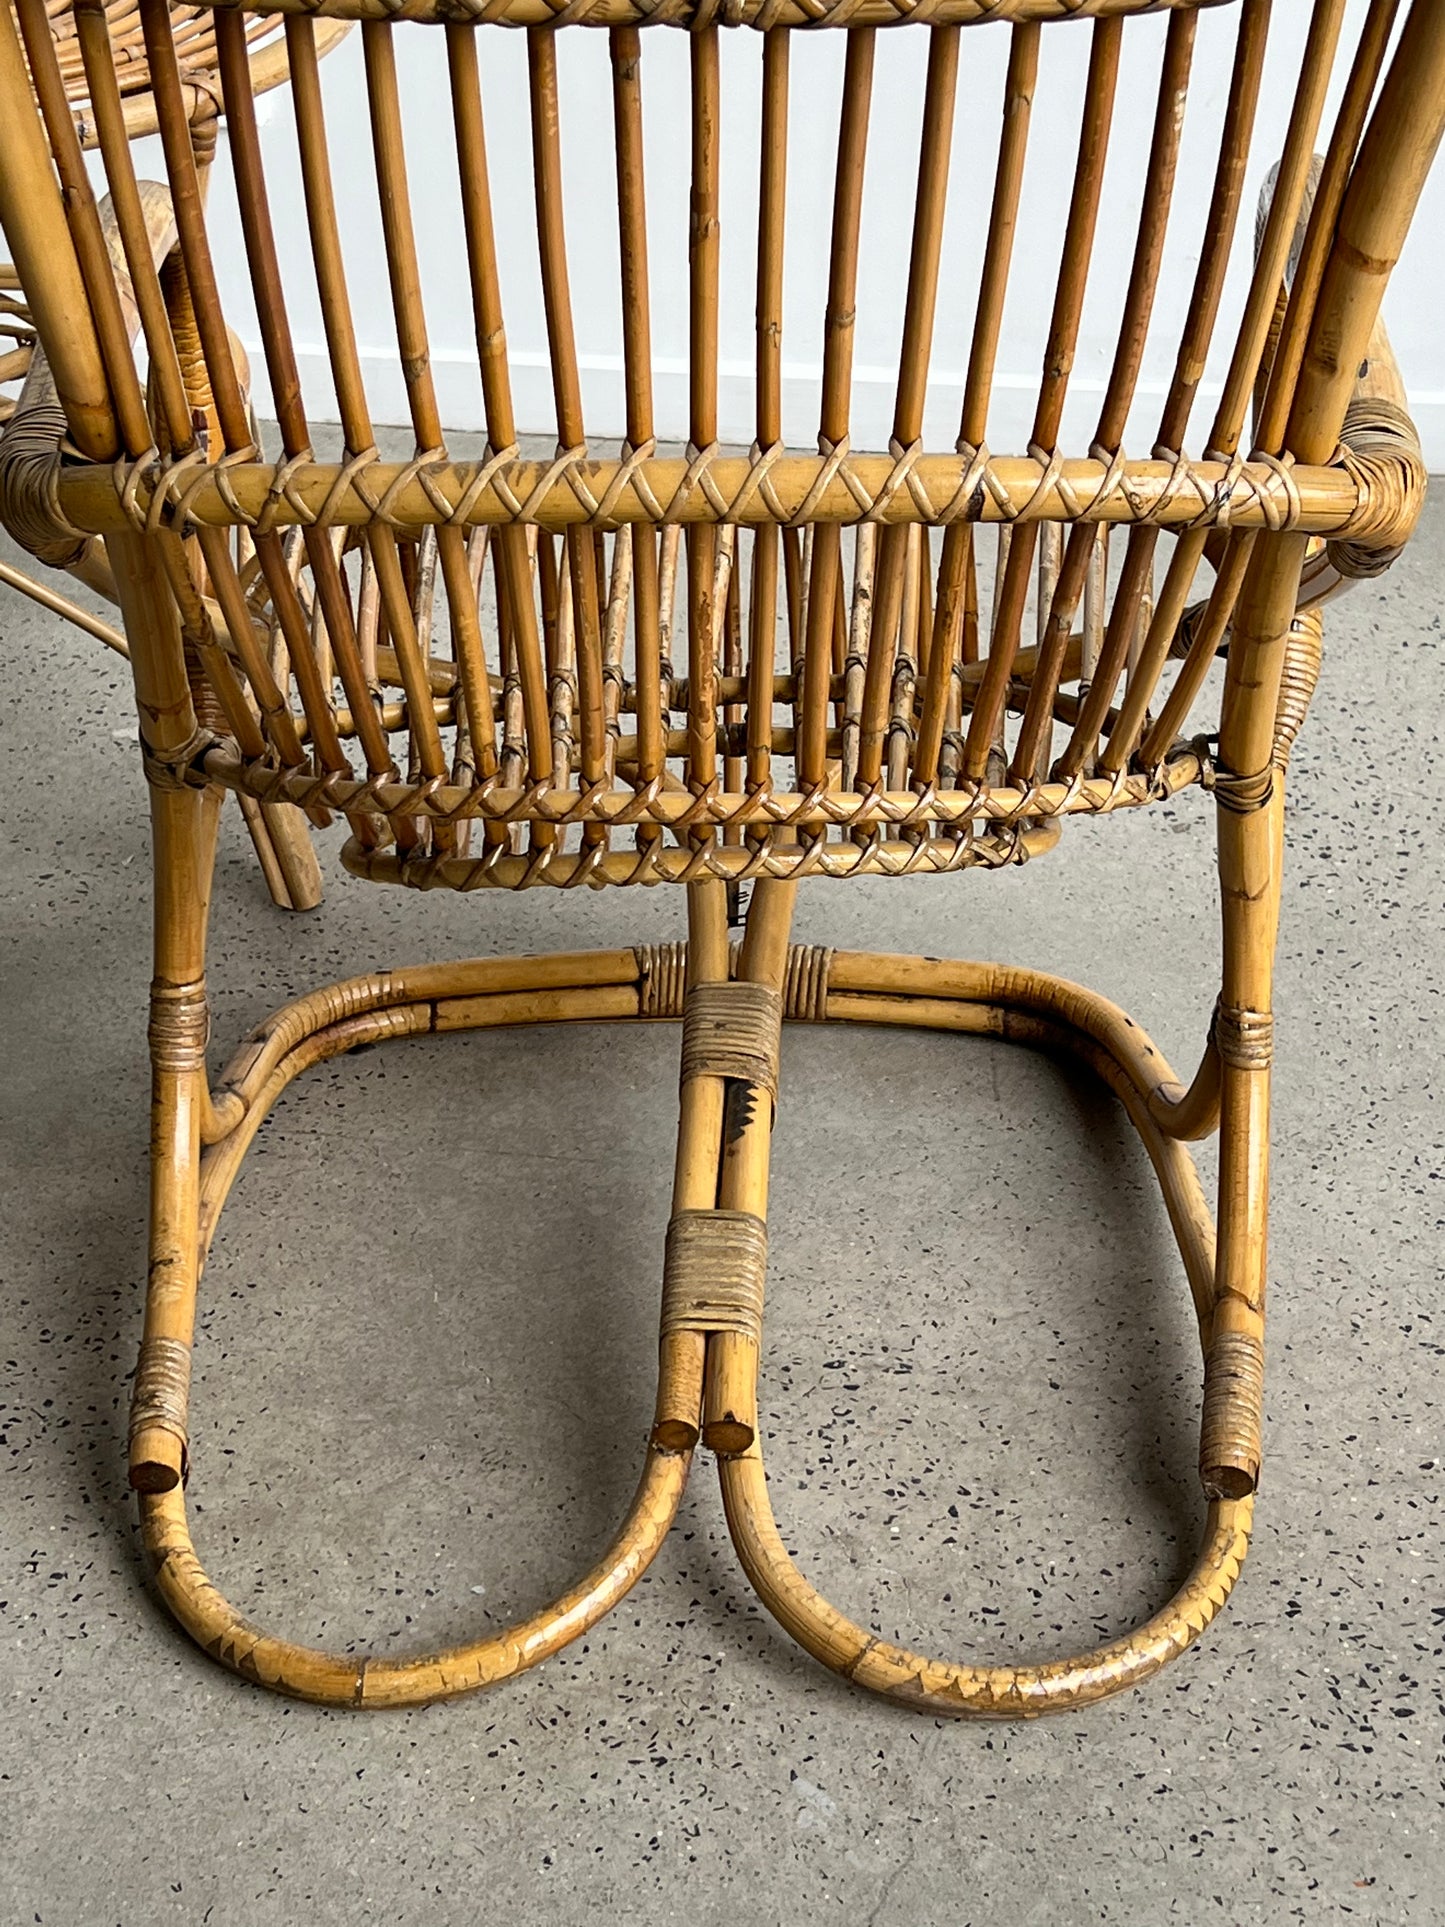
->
634, 941, 834, 1020
1200, 1329, 1265, 1500
1211, 999, 1273, 1071
679, 980, 783, 1098
1327, 397, 1427, 581
661, 1210, 768, 1344
129, 1335, 192, 1464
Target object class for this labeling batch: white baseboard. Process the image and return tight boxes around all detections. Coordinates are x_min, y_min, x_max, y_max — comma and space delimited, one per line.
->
257, 344, 1445, 476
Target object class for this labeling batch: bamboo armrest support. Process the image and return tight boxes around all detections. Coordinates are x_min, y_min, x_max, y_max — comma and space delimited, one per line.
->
1253, 154, 1427, 609
0, 182, 177, 580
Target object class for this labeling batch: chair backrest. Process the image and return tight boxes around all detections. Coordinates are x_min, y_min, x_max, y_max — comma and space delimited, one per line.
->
1, 0, 1440, 891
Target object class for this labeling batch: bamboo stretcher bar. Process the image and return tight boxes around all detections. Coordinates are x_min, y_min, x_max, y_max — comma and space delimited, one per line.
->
200, 0, 1233, 26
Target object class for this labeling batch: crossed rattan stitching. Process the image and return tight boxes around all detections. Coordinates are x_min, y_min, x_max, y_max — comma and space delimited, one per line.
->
88, 434, 1373, 541
188, 738, 1196, 827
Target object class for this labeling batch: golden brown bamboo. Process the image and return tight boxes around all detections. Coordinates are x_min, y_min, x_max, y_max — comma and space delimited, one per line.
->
59, 446, 1386, 541
526, 28, 606, 801
609, 24, 663, 812
1050, 7, 1201, 783
1208, 0, 1345, 458
1077, 0, 1268, 778
1255, 0, 1399, 457
0, 2, 114, 459
1288, 3, 1445, 466
955, 23, 1041, 782
12, 0, 151, 459
800, 28, 874, 792
446, 23, 546, 789
193, 0, 1232, 21
703, 877, 796, 1454
217, 10, 394, 785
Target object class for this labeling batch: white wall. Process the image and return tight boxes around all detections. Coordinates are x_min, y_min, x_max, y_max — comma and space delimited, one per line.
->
129, 3, 1445, 467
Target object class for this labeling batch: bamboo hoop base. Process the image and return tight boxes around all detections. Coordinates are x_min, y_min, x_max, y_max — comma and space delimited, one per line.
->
137, 940, 1252, 1713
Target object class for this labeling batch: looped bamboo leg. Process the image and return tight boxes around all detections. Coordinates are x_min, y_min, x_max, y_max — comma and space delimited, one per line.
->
132, 939, 710, 1707
711, 951, 1261, 1717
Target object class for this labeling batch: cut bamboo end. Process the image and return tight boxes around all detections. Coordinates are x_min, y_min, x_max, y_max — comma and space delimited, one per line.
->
128, 1429, 185, 1493
1199, 1327, 1264, 1499
702, 1330, 758, 1457
651, 1329, 705, 1453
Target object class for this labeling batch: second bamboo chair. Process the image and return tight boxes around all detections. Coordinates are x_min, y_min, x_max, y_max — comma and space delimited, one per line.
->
0, 0, 1436, 1715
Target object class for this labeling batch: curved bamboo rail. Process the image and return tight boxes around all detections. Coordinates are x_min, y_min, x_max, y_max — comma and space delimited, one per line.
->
139, 947, 698, 1707
715, 951, 1247, 1717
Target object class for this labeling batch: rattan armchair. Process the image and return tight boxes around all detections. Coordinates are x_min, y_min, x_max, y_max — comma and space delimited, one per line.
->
0, 0, 1437, 1715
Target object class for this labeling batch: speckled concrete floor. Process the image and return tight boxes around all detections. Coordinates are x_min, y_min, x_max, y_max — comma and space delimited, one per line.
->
2, 500, 1442, 1927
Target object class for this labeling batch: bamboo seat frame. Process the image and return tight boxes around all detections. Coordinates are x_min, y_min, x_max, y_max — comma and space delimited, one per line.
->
1, 0, 1439, 1714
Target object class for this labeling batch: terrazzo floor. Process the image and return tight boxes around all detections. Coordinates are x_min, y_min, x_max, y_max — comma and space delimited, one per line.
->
3, 502, 1442, 1924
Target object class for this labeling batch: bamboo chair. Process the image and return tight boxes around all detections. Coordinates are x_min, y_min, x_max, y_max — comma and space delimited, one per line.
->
0, 0, 348, 910
0, 0, 1436, 1716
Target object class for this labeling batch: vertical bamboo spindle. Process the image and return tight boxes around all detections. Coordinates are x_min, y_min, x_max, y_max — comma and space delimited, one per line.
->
749, 28, 789, 799
528, 28, 606, 846
687, 26, 721, 815
611, 26, 664, 834
139, 0, 349, 780
447, 22, 546, 812
858, 25, 960, 795
216, 11, 395, 793
0, 0, 114, 460
951, 23, 1041, 786
1138, 0, 1348, 772
1094, 0, 1269, 778
1008, 15, 1121, 783
799, 28, 874, 795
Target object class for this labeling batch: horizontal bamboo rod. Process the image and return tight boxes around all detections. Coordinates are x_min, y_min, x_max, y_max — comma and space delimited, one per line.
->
59, 454, 1379, 539
201, 0, 1229, 27
202, 739, 1202, 826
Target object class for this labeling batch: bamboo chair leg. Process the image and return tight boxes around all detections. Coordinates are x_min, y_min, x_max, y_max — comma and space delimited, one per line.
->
131, 932, 713, 1706
236, 793, 324, 913
128, 779, 223, 1495
714, 950, 1257, 1717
